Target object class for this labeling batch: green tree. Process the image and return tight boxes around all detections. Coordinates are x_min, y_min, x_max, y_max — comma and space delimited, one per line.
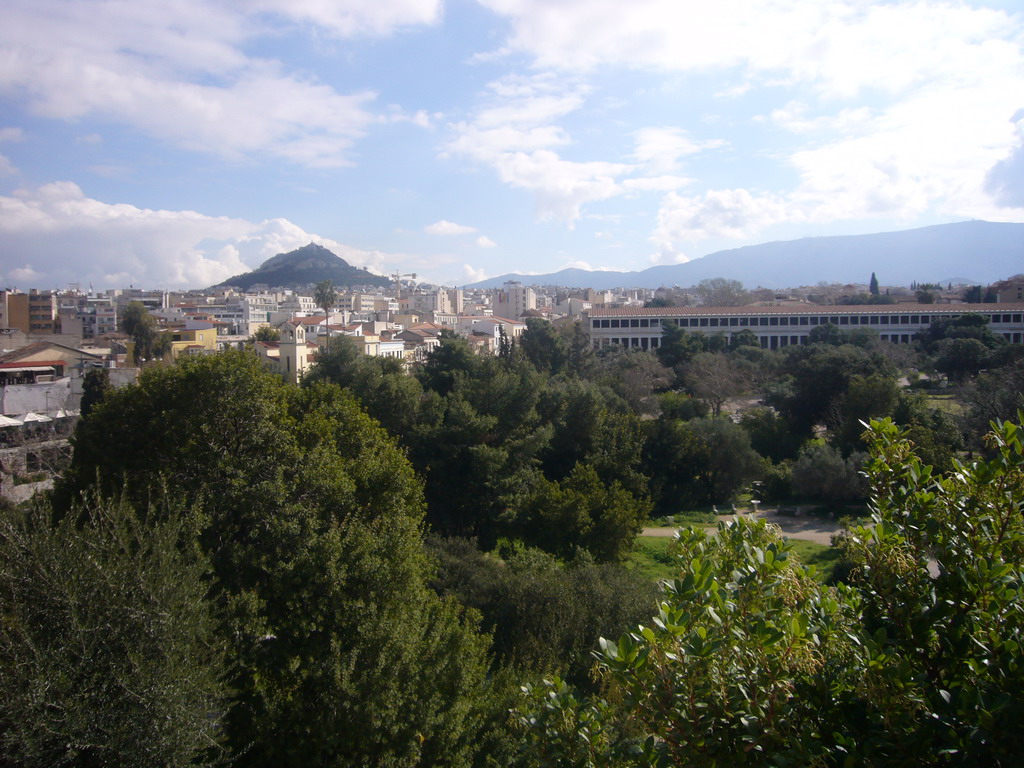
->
643, 416, 760, 510
807, 321, 845, 346
520, 415, 1024, 766
917, 312, 1005, 352
869, 271, 880, 295
314, 279, 337, 353
250, 324, 281, 342
934, 336, 991, 383
960, 360, 1024, 445
306, 338, 424, 437
597, 348, 672, 415
519, 463, 649, 563
119, 300, 168, 364
773, 344, 894, 437
55, 350, 497, 768
79, 366, 112, 418
728, 327, 759, 350
0, 496, 229, 767
655, 321, 705, 370
562, 319, 597, 378
537, 378, 646, 494
429, 539, 656, 692
739, 406, 802, 462
417, 330, 483, 397
790, 441, 867, 503
520, 317, 569, 375
832, 373, 900, 451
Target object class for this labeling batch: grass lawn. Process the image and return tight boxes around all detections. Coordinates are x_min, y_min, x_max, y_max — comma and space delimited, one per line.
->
925, 393, 965, 416
628, 536, 679, 581
787, 539, 844, 582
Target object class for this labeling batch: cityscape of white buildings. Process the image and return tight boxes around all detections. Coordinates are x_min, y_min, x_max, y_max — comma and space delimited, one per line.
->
0, 273, 1022, 423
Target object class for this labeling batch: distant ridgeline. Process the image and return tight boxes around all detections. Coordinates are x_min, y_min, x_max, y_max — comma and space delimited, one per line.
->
212, 243, 390, 291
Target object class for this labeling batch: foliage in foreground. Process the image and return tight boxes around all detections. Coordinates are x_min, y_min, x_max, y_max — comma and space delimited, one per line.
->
0, 497, 228, 767
517, 415, 1024, 766
50, 350, 499, 768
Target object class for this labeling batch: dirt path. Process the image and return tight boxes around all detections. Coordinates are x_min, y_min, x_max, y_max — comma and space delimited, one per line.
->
642, 507, 845, 547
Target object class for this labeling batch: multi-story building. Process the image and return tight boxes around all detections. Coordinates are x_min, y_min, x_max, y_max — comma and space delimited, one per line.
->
586, 303, 1024, 351
494, 281, 536, 319
3, 290, 59, 334
57, 297, 118, 339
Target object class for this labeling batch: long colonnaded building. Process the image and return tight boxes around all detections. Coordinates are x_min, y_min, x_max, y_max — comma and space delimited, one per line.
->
585, 303, 1024, 351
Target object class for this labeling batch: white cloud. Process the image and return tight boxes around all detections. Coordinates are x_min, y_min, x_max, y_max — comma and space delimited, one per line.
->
476, 236, 497, 247
561, 260, 593, 271
481, 0, 1024, 233
787, 84, 1024, 224
463, 264, 488, 283
0, 128, 24, 142
0, 182, 395, 289
648, 250, 691, 266
425, 219, 477, 235
445, 74, 636, 224
477, 0, 1017, 98
631, 127, 723, 173
446, 73, 733, 226
623, 175, 692, 192
652, 188, 790, 254
0, 0, 439, 167
0, 154, 16, 176
251, 0, 442, 37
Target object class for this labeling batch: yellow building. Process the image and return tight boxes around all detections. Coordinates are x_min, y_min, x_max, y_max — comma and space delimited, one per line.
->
166, 326, 219, 360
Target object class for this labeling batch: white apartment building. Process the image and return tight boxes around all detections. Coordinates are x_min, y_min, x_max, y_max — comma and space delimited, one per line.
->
495, 281, 536, 319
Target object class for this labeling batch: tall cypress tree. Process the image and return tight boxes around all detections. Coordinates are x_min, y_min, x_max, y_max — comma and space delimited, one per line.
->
869, 272, 880, 295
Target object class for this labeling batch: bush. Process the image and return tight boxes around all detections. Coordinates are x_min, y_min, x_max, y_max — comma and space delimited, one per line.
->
0, 497, 229, 767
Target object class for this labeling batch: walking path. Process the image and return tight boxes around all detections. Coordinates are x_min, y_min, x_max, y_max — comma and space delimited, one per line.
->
642, 507, 845, 547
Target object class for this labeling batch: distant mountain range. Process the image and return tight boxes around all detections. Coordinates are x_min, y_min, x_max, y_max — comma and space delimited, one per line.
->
467, 221, 1024, 290
212, 243, 390, 291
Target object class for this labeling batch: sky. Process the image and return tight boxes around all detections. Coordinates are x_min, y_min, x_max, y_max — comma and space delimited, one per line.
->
1, 0, 1023, 291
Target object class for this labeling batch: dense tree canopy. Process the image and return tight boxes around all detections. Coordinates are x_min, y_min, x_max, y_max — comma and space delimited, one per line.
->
54, 349, 496, 768
518, 415, 1024, 766
0, 497, 229, 768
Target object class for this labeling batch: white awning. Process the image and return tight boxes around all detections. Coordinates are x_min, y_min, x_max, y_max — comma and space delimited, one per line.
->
0, 415, 24, 427
20, 412, 53, 423
0, 366, 56, 374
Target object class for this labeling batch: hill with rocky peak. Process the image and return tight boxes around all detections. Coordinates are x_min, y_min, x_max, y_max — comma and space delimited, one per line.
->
212, 243, 390, 291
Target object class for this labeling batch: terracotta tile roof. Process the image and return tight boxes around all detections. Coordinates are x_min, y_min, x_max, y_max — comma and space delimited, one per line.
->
587, 302, 1024, 318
